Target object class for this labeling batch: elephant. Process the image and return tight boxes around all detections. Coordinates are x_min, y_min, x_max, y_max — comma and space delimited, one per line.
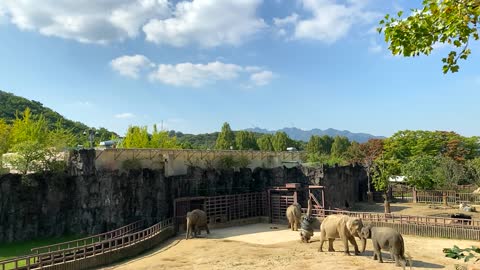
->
300, 215, 317, 243
286, 203, 302, 231
318, 215, 366, 255
185, 209, 210, 240
359, 225, 408, 268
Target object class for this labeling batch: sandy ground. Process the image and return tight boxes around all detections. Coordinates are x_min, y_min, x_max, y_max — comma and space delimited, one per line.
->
101, 223, 477, 270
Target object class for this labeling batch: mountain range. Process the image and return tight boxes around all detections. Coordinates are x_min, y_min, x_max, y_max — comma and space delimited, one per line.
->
244, 127, 384, 143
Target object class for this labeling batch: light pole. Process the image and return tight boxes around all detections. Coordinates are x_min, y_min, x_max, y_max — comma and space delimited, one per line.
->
83, 128, 97, 149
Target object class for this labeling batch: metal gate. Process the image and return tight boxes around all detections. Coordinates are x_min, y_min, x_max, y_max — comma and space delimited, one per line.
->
270, 194, 295, 224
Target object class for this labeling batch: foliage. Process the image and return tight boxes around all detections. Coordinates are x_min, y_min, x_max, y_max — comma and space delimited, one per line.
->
379, 0, 480, 73
383, 130, 479, 162
257, 134, 274, 151
466, 157, 480, 186
0, 90, 117, 143
216, 155, 250, 169
149, 124, 180, 149
307, 135, 334, 155
121, 159, 142, 171
215, 122, 236, 150
434, 156, 467, 189
402, 155, 440, 190
121, 126, 150, 148
0, 119, 11, 155
443, 245, 480, 262
272, 131, 294, 152
235, 131, 259, 150
331, 136, 351, 158
372, 158, 401, 192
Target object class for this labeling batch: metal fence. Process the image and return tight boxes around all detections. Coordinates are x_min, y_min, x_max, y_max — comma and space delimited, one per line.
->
416, 190, 480, 204
314, 209, 480, 240
0, 219, 172, 270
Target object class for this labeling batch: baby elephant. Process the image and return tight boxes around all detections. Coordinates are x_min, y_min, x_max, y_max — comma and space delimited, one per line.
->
360, 225, 408, 268
286, 203, 302, 231
186, 209, 210, 240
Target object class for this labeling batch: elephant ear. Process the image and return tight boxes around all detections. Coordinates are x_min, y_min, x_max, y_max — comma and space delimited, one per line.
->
346, 218, 362, 234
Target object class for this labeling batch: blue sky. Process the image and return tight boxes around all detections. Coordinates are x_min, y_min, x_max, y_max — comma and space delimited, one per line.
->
0, 0, 479, 137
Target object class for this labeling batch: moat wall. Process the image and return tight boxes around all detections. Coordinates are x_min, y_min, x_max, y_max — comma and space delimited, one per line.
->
0, 150, 366, 243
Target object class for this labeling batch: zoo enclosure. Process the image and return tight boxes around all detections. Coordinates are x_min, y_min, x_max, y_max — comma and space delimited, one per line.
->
0, 219, 173, 270
316, 209, 480, 240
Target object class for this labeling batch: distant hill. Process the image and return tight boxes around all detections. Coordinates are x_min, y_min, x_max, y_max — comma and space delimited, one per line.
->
0, 90, 117, 142
245, 127, 384, 143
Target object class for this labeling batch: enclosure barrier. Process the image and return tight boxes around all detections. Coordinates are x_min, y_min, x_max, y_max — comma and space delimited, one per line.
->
30, 220, 144, 255
317, 209, 480, 240
174, 192, 267, 232
0, 219, 173, 270
415, 190, 480, 205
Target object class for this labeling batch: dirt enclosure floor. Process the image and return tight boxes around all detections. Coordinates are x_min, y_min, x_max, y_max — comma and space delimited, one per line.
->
101, 223, 477, 270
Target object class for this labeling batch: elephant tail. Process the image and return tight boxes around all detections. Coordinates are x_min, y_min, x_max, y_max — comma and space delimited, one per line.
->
399, 234, 413, 270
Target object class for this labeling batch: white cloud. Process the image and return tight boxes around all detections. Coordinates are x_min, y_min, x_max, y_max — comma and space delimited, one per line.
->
250, 70, 274, 86
142, 0, 266, 47
115, 113, 135, 119
109, 57, 275, 87
149, 61, 244, 87
273, 13, 298, 27
277, 0, 380, 43
110, 55, 154, 78
0, 0, 171, 44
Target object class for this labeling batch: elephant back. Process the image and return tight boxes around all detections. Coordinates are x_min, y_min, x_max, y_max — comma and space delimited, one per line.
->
190, 209, 208, 225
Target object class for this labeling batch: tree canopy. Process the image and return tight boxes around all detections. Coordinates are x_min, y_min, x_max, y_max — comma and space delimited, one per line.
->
215, 122, 236, 150
379, 0, 480, 73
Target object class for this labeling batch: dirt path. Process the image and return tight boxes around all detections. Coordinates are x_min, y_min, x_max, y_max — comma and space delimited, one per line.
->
101, 224, 475, 270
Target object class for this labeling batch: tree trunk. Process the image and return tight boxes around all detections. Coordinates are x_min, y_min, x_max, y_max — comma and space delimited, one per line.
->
384, 194, 391, 214
442, 192, 447, 207
367, 172, 373, 203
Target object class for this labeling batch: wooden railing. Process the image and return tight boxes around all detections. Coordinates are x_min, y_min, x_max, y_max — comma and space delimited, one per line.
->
0, 219, 172, 270
318, 209, 480, 228
30, 220, 143, 255
416, 190, 480, 204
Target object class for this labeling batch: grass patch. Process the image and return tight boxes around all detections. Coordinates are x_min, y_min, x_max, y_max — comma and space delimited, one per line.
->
0, 235, 84, 261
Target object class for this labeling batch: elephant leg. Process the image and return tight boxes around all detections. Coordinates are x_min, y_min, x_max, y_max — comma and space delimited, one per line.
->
328, 239, 335, 252
348, 236, 360, 255
342, 237, 350, 255
318, 239, 324, 252
393, 254, 403, 267
373, 241, 381, 261
373, 253, 377, 260
377, 248, 383, 263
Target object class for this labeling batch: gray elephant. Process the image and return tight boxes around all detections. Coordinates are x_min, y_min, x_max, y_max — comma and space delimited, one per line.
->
359, 225, 408, 268
186, 209, 210, 240
286, 203, 302, 231
318, 215, 366, 255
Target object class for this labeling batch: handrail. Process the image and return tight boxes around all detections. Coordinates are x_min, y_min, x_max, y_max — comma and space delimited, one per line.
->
319, 209, 480, 228
30, 220, 144, 255
0, 219, 172, 270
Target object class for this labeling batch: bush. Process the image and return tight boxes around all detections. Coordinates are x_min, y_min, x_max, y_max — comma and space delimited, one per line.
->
122, 159, 142, 171
216, 155, 251, 170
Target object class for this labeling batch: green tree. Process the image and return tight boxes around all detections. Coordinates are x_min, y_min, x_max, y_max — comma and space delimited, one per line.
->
434, 156, 467, 190
401, 155, 439, 190
272, 131, 292, 152
331, 136, 351, 158
150, 124, 180, 149
379, 0, 480, 73
466, 157, 480, 185
121, 126, 149, 148
215, 122, 236, 150
235, 131, 259, 150
372, 158, 401, 192
0, 119, 10, 154
257, 134, 274, 151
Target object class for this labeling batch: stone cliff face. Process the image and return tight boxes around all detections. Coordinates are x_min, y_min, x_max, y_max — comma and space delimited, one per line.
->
0, 150, 366, 243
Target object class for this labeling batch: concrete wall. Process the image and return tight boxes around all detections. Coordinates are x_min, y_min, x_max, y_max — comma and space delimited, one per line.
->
91, 149, 304, 176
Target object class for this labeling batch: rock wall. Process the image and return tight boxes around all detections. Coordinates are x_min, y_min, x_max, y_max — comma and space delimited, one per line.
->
0, 150, 366, 243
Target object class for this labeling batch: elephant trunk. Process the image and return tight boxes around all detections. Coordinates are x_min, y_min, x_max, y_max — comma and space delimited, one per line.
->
186, 218, 191, 240
360, 237, 366, 253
